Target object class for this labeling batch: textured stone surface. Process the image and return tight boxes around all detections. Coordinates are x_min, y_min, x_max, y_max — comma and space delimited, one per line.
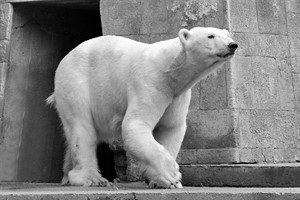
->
189, 82, 200, 111
183, 109, 237, 149
287, 12, 300, 34
256, 0, 287, 34
233, 32, 289, 58
277, 59, 295, 110
291, 56, 300, 73
237, 109, 277, 148
100, 0, 141, 35
274, 111, 300, 148
140, 0, 169, 34
286, 0, 300, 13
237, 148, 300, 163
0, 62, 7, 94
199, 66, 227, 110
252, 57, 279, 109
177, 148, 239, 164
230, 56, 282, 110
167, 0, 221, 32
227, 0, 258, 32
0, 3, 13, 40
229, 56, 254, 109
203, 0, 226, 28
0, 40, 9, 63
126, 154, 144, 182
236, 109, 300, 150
181, 163, 300, 187
289, 34, 300, 57
2, 182, 300, 200
293, 73, 300, 109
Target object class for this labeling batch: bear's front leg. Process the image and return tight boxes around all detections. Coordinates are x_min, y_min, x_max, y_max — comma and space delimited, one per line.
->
122, 94, 182, 189
154, 90, 191, 159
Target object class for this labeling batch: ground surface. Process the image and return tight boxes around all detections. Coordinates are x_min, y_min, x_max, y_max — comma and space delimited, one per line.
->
1, 182, 300, 200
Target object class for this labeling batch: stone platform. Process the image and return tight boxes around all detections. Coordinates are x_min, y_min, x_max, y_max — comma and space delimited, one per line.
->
1, 182, 300, 200
181, 163, 300, 187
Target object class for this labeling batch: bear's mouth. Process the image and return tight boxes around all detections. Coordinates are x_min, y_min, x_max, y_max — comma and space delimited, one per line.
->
217, 52, 235, 58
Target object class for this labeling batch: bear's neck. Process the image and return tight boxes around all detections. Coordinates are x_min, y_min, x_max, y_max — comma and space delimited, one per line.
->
161, 38, 222, 97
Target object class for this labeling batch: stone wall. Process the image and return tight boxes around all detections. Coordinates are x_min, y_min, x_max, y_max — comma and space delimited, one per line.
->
229, 0, 300, 163
100, 0, 300, 181
0, 2, 14, 181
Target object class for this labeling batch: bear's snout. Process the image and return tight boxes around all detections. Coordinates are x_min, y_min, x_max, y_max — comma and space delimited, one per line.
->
228, 42, 238, 52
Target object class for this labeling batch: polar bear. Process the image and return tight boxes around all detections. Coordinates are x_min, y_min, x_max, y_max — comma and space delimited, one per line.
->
47, 27, 238, 189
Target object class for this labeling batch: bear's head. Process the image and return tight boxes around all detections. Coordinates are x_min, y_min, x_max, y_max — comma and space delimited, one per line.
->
178, 27, 238, 66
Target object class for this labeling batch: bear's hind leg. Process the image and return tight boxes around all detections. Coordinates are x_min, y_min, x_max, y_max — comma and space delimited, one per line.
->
64, 119, 109, 187
61, 147, 72, 185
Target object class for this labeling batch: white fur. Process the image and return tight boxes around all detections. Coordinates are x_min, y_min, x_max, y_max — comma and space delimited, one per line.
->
47, 27, 236, 188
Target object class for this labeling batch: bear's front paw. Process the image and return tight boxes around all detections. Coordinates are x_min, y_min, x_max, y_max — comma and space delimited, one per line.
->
68, 168, 109, 187
144, 149, 182, 189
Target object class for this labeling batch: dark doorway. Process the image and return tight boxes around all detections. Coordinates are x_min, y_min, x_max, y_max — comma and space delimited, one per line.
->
4, 2, 115, 183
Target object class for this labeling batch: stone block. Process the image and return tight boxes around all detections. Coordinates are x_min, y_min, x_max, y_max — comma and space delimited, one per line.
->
227, 0, 258, 32
233, 33, 289, 58
203, 0, 226, 29
199, 66, 227, 110
0, 63, 7, 94
287, 12, 300, 34
177, 148, 239, 164
274, 111, 300, 148
291, 56, 300, 73
228, 56, 254, 109
289, 34, 300, 57
293, 73, 300, 109
140, 0, 169, 34
182, 109, 237, 149
252, 56, 279, 110
126, 153, 144, 182
238, 109, 300, 152
0, 40, 9, 63
256, 0, 287, 34
277, 59, 295, 110
230, 56, 281, 110
0, 3, 13, 40
100, 0, 141, 35
237, 109, 277, 148
237, 148, 274, 163
286, 0, 300, 13
274, 148, 300, 162
168, 0, 211, 32
181, 163, 300, 187
189, 82, 200, 111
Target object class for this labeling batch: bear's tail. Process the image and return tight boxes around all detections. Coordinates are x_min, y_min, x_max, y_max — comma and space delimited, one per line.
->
46, 93, 56, 107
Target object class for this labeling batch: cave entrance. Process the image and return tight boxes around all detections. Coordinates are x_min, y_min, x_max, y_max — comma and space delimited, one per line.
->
4, 1, 116, 182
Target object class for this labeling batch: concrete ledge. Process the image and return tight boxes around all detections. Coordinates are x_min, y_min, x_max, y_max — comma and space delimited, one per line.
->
181, 163, 300, 187
1, 182, 300, 200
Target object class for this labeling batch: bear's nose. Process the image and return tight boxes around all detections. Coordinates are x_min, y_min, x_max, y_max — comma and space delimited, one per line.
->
228, 42, 238, 51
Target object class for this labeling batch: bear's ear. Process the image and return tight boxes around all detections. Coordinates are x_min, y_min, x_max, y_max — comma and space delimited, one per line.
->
178, 29, 190, 46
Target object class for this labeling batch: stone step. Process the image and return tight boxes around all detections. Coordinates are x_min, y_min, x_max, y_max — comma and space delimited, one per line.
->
1, 182, 300, 200
181, 163, 300, 187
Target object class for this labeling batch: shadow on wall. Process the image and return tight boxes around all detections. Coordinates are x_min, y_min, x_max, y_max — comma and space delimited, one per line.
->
3, 2, 116, 182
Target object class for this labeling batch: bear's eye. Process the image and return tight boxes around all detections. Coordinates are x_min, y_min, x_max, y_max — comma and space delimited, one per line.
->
208, 35, 215, 39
